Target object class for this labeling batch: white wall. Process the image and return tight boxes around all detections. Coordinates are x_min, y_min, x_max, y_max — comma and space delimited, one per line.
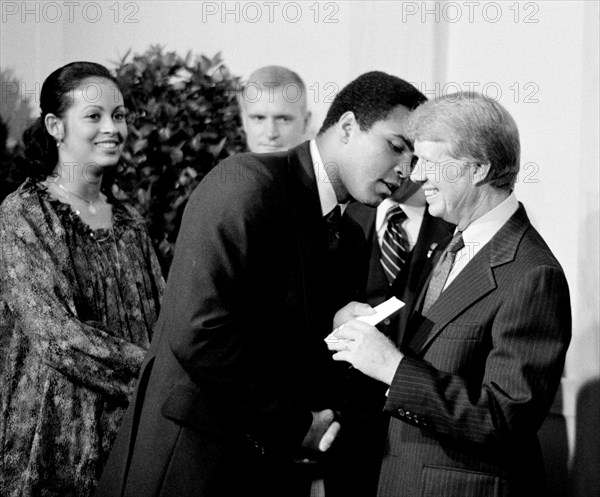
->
2, 0, 598, 421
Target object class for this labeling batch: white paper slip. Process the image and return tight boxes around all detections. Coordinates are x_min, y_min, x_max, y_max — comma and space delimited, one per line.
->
325, 297, 405, 342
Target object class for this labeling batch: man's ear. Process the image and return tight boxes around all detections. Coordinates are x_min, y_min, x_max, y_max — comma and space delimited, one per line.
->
472, 162, 491, 186
44, 113, 64, 142
337, 111, 357, 143
302, 111, 312, 134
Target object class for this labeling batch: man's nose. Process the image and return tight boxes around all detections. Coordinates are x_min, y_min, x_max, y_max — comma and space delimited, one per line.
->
265, 119, 279, 139
393, 154, 414, 180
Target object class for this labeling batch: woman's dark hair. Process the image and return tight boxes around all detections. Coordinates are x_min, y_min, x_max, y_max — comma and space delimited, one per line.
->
23, 61, 121, 179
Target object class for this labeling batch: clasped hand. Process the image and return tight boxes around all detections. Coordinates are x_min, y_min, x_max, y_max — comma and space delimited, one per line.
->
301, 409, 341, 452
326, 301, 404, 385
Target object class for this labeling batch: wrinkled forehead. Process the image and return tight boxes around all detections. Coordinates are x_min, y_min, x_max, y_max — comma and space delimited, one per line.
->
414, 139, 454, 160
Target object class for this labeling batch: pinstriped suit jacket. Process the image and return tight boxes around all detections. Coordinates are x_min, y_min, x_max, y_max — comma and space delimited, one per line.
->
378, 204, 571, 497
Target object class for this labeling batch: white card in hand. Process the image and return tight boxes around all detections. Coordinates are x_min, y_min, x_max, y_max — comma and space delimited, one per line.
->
325, 297, 405, 342
355, 296, 404, 326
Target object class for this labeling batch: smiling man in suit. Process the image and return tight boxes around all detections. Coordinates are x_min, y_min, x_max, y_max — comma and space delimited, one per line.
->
95, 71, 428, 497
328, 92, 571, 497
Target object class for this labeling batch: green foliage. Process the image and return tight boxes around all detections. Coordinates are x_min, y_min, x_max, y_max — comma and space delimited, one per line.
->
0, 114, 28, 203
111, 46, 246, 273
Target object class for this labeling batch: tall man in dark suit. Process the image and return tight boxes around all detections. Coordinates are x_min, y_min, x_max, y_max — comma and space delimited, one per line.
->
95, 72, 428, 497
328, 92, 571, 497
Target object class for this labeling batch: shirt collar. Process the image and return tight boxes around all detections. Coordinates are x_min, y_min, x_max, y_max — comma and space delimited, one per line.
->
376, 189, 427, 231
460, 192, 519, 248
310, 139, 346, 216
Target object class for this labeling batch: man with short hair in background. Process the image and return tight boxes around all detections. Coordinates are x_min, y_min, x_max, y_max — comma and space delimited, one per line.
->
239, 65, 311, 153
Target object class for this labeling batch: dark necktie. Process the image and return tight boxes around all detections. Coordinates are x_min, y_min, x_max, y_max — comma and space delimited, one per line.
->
380, 205, 409, 285
422, 231, 464, 312
325, 205, 342, 252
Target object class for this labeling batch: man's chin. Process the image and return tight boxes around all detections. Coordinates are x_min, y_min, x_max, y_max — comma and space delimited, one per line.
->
257, 145, 285, 153
353, 192, 384, 207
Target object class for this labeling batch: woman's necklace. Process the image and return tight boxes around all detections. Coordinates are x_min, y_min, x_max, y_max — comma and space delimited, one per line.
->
57, 183, 102, 215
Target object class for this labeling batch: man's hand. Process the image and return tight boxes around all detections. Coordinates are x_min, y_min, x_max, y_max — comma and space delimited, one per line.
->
326, 319, 403, 385
332, 301, 375, 329
301, 409, 341, 452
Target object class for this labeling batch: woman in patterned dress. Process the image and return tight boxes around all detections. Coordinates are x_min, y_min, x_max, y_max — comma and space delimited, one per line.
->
0, 62, 165, 497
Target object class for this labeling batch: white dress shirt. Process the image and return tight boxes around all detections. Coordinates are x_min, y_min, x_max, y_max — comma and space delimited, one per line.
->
310, 140, 347, 215
444, 192, 519, 289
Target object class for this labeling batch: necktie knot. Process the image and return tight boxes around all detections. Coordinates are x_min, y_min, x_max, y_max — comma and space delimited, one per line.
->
325, 205, 342, 226
384, 204, 407, 226
422, 231, 464, 312
380, 204, 409, 285
446, 231, 465, 255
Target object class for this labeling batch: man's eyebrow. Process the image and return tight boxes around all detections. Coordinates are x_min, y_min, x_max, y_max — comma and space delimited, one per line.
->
392, 134, 414, 149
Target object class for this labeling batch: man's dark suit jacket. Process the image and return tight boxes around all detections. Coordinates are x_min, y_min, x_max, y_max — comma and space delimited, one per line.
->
327, 203, 452, 497
378, 204, 571, 497
94, 142, 364, 497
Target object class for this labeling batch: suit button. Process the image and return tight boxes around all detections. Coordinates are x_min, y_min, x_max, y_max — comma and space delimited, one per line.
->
383, 318, 391, 326
398, 408, 406, 417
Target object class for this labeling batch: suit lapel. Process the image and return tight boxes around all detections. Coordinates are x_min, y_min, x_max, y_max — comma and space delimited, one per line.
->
287, 142, 330, 332
408, 204, 530, 354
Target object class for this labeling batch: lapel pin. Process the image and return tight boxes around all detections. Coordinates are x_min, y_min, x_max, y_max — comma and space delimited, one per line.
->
427, 243, 438, 259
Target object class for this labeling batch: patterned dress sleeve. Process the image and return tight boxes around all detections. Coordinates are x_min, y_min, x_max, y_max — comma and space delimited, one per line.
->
0, 192, 149, 403
122, 203, 166, 323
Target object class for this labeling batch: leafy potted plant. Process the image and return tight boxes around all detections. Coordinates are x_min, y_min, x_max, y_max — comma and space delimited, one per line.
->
111, 45, 246, 273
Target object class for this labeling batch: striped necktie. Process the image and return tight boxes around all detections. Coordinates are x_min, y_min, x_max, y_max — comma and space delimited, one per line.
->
380, 205, 409, 285
422, 231, 464, 312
